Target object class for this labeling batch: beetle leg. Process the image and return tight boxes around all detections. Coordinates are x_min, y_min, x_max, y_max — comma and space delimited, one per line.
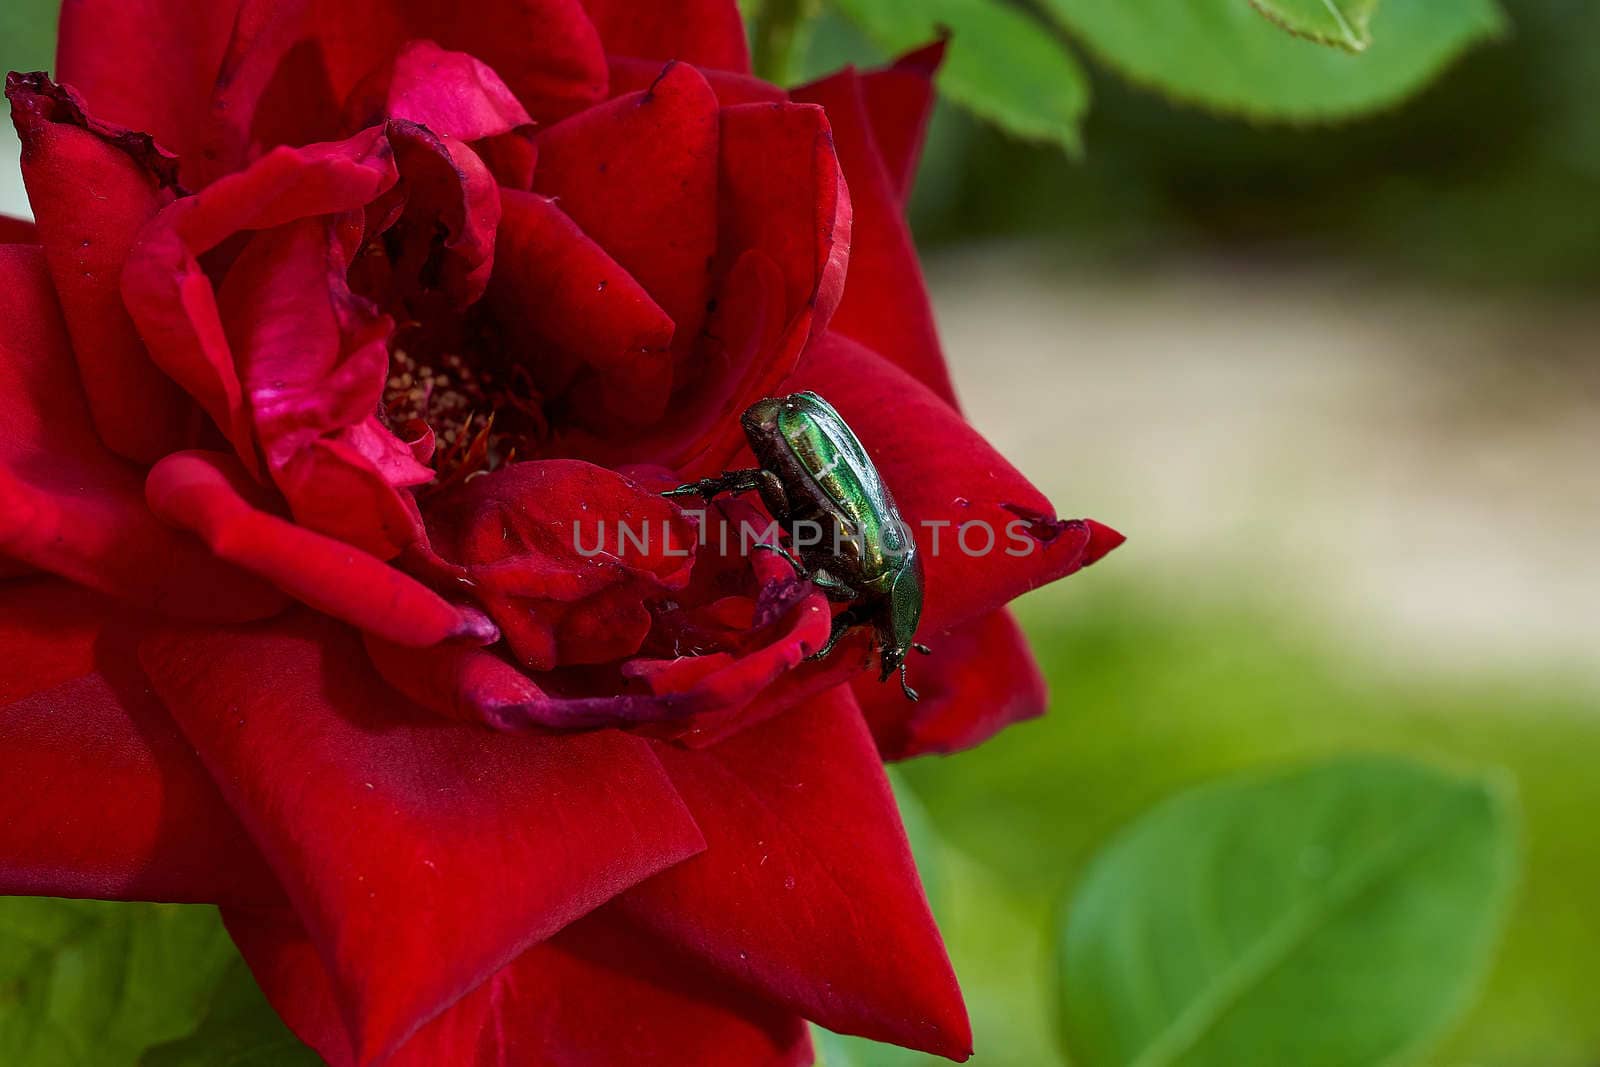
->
807, 568, 859, 601
807, 604, 868, 662
898, 661, 920, 702
751, 540, 806, 574
663, 468, 771, 501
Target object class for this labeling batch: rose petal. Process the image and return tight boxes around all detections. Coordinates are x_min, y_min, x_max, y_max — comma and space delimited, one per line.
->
857, 42, 945, 206
0, 215, 39, 242
56, 0, 240, 178
146, 450, 491, 646
535, 61, 720, 355
352, 39, 533, 143
608, 57, 782, 107
0, 578, 277, 904
225, 907, 811, 1067
619, 687, 972, 1059
854, 607, 1047, 759
7, 72, 195, 461
583, 0, 751, 73
140, 613, 707, 1063
203, 0, 607, 180
382, 121, 503, 309
793, 60, 956, 405
425, 459, 694, 669
122, 128, 399, 471
488, 189, 675, 432
0, 246, 284, 619
786, 331, 1123, 633
717, 100, 850, 344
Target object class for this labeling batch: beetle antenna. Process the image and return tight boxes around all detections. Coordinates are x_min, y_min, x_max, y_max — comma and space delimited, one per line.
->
913, 642, 932, 656
899, 661, 919, 702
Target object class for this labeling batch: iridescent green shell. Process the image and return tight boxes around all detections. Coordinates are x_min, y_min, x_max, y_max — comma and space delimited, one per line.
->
774, 392, 912, 583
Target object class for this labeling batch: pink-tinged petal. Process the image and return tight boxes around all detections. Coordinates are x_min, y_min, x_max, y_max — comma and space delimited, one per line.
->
353, 39, 533, 143
140, 614, 707, 1064
583, 0, 751, 72
425, 459, 694, 669
535, 61, 720, 353
56, 0, 241, 177
0, 578, 277, 904
122, 128, 398, 471
213, 213, 428, 557
619, 687, 973, 1059
7, 72, 194, 462
204, 0, 607, 180
488, 189, 675, 433
0, 216, 39, 242
0, 246, 284, 619
608, 57, 782, 106
857, 41, 945, 206
786, 332, 1123, 632
793, 61, 956, 405
855, 608, 1047, 759
346, 40, 538, 188
225, 907, 811, 1067
146, 450, 491, 647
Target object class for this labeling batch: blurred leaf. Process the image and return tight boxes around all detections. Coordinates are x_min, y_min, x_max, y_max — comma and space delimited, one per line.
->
1249, 0, 1378, 52
1039, 0, 1507, 122
1057, 757, 1517, 1067
141, 959, 319, 1067
0, 899, 237, 1066
828, 0, 1089, 152
0, 0, 57, 74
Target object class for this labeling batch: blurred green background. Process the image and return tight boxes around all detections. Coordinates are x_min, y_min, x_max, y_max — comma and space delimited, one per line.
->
3, 1, 1598, 1065
792, 3, 1600, 1065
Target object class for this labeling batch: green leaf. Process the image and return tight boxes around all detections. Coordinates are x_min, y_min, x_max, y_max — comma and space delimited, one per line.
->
0, 899, 238, 1066
1057, 757, 1518, 1067
1039, 0, 1507, 122
141, 960, 319, 1067
827, 0, 1089, 153
1249, 0, 1378, 52
0, 0, 58, 74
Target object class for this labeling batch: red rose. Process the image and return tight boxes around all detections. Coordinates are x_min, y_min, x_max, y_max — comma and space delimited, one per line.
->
0, 2, 1120, 1064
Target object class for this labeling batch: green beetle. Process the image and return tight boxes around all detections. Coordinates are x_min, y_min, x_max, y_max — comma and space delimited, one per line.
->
666, 392, 930, 700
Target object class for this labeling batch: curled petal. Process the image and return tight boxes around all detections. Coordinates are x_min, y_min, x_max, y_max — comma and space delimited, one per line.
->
620, 687, 973, 1059
146, 450, 492, 647
0, 579, 277, 904
582, 0, 752, 73
122, 128, 398, 470
0, 246, 283, 619
7, 72, 194, 461
140, 614, 706, 1064
426, 459, 693, 669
